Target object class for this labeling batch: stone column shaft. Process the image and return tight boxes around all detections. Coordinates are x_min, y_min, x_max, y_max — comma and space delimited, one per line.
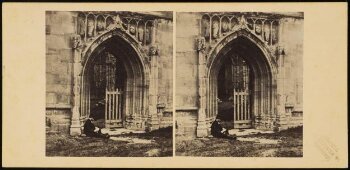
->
272, 19, 287, 130
196, 37, 208, 137
70, 36, 83, 136
151, 20, 157, 44
148, 45, 159, 131
277, 51, 287, 130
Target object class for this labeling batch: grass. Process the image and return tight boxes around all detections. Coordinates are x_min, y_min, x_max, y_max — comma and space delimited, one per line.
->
176, 126, 303, 157
46, 127, 172, 157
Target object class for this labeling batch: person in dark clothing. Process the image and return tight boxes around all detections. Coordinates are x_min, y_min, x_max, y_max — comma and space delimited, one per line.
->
83, 118, 110, 139
217, 97, 234, 121
211, 118, 237, 140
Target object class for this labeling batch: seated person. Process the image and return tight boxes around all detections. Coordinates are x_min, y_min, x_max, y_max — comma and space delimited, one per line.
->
217, 96, 234, 121
90, 99, 105, 120
83, 118, 110, 139
211, 118, 236, 140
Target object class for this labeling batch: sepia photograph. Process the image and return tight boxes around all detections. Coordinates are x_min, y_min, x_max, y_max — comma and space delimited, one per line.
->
2, 2, 347, 168
45, 11, 174, 157
175, 12, 304, 157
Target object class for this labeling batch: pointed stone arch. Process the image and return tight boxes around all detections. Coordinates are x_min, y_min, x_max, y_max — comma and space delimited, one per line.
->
207, 28, 277, 74
70, 28, 152, 135
197, 28, 278, 137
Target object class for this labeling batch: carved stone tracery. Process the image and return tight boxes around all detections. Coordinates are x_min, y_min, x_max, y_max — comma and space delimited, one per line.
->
76, 12, 163, 53
200, 13, 281, 51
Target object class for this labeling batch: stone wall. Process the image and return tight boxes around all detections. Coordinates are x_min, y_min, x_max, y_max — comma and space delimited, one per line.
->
156, 19, 173, 120
46, 11, 76, 133
278, 17, 304, 129
280, 17, 303, 112
175, 110, 198, 137
175, 13, 201, 136
46, 109, 71, 133
160, 110, 173, 128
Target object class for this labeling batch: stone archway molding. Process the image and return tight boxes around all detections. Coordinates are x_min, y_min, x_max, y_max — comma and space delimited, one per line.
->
70, 26, 153, 136
196, 28, 278, 137
81, 27, 150, 77
207, 28, 278, 76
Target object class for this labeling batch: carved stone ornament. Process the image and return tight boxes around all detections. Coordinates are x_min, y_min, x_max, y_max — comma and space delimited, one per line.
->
149, 45, 159, 56
87, 19, 94, 37
212, 20, 219, 39
230, 15, 248, 32
138, 27, 144, 42
71, 35, 82, 49
222, 21, 229, 32
113, 15, 123, 29
106, 15, 124, 31
197, 37, 206, 52
129, 25, 136, 34
78, 19, 86, 36
239, 15, 248, 28
274, 45, 286, 66
255, 24, 262, 34
275, 45, 285, 56
202, 19, 210, 38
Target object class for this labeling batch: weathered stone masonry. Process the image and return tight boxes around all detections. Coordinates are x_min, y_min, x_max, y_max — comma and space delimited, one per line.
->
176, 12, 303, 137
46, 11, 173, 135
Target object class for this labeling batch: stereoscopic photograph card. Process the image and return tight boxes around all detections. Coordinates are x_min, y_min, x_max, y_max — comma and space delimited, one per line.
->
2, 2, 348, 168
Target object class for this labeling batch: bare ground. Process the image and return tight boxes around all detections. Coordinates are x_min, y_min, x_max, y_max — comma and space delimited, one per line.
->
176, 126, 303, 157
46, 127, 173, 157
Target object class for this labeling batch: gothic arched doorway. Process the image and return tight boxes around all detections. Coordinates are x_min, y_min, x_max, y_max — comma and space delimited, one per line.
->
207, 31, 277, 130
217, 54, 254, 128
87, 51, 127, 128
80, 31, 148, 129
